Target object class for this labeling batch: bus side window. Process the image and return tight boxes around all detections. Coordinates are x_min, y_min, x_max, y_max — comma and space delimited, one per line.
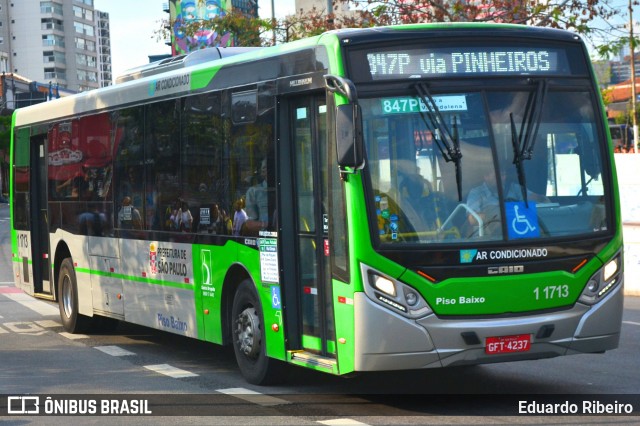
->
147, 100, 181, 232
182, 93, 227, 234
114, 107, 145, 229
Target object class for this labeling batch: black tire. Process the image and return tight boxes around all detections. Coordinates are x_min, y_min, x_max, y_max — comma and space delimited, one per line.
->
231, 279, 284, 385
58, 258, 91, 333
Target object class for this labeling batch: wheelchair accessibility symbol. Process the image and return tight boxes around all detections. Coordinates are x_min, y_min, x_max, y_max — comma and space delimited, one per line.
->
271, 286, 281, 309
505, 202, 540, 239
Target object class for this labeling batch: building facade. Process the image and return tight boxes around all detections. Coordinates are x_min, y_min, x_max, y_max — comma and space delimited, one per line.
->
295, 0, 349, 15
0, 0, 112, 92
609, 55, 640, 85
0, 1, 10, 74
95, 9, 112, 88
232, 0, 258, 17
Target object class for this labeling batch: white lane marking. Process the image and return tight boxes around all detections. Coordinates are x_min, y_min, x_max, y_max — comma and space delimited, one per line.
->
3, 321, 45, 334
623, 321, 640, 326
216, 388, 290, 406
59, 332, 89, 340
95, 345, 135, 356
4, 293, 59, 316
144, 364, 198, 378
318, 420, 370, 426
34, 320, 60, 328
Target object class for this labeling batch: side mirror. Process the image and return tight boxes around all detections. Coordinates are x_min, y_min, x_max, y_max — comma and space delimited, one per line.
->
325, 74, 364, 172
336, 103, 364, 170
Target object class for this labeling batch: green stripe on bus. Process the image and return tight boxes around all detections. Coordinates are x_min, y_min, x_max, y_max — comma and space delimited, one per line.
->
75, 268, 194, 291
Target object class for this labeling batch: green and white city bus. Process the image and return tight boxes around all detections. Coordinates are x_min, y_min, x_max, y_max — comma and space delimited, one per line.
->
10, 24, 623, 385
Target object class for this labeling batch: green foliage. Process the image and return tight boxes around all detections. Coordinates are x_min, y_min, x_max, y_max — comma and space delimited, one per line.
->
614, 114, 629, 125
601, 87, 613, 106
597, 37, 640, 59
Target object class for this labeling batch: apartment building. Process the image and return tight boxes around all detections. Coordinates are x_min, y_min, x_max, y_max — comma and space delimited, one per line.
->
0, 0, 112, 92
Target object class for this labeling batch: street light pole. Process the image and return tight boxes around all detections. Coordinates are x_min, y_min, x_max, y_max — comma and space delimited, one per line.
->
629, 0, 638, 152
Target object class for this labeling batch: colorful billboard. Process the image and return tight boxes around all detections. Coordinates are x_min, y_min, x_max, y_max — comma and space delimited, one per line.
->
170, 0, 232, 56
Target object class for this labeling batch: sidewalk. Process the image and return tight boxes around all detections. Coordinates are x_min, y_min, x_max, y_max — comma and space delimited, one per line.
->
616, 154, 640, 297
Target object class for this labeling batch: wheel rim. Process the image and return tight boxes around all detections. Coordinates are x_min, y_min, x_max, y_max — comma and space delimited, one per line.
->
235, 307, 262, 359
61, 274, 73, 319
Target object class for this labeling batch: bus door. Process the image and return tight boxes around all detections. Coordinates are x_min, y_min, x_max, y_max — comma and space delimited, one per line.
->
281, 95, 336, 358
30, 135, 52, 295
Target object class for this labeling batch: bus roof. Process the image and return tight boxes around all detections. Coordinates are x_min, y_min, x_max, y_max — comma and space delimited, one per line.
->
13, 33, 327, 128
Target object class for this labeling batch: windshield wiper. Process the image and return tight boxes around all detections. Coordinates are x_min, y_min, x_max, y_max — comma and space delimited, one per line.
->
414, 83, 463, 201
510, 113, 529, 206
510, 79, 548, 206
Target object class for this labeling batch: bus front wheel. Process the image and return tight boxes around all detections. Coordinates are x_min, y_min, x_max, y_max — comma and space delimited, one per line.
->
231, 279, 284, 385
58, 258, 90, 333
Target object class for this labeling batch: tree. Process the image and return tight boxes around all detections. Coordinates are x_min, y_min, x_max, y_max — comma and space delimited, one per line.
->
279, 0, 629, 52
335, 0, 620, 30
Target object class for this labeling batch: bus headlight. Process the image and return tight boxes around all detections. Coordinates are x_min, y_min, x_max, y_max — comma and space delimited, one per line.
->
362, 264, 432, 319
603, 257, 619, 282
371, 274, 396, 297
579, 254, 622, 305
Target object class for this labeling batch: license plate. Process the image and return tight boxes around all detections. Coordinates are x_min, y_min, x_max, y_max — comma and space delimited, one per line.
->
485, 334, 531, 355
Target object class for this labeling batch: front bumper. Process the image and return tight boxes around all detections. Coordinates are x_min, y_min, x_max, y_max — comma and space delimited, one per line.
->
353, 280, 623, 371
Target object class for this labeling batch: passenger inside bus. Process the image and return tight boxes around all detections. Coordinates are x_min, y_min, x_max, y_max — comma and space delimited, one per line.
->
398, 170, 440, 231
232, 198, 248, 236
465, 168, 505, 237
243, 158, 270, 235
175, 199, 193, 232
117, 196, 142, 230
119, 167, 143, 210
196, 202, 230, 234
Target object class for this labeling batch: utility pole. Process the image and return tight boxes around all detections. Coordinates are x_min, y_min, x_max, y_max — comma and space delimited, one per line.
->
271, 0, 276, 45
630, 0, 639, 152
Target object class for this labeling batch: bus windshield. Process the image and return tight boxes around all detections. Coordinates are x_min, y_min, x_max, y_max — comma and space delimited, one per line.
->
361, 87, 608, 244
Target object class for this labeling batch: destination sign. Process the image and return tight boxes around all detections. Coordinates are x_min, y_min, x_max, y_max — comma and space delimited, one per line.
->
381, 95, 467, 114
364, 47, 570, 79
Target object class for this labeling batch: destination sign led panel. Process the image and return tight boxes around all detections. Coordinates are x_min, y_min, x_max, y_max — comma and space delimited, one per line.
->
362, 47, 572, 80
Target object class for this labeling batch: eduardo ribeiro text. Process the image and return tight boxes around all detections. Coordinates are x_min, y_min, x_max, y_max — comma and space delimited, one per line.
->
519, 400, 634, 415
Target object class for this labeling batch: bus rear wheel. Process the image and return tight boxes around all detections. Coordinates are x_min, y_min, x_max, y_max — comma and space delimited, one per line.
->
231, 279, 284, 385
58, 258, 90, 333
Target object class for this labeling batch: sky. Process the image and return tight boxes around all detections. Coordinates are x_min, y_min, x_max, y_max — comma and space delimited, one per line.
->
94, 0, 295, 80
